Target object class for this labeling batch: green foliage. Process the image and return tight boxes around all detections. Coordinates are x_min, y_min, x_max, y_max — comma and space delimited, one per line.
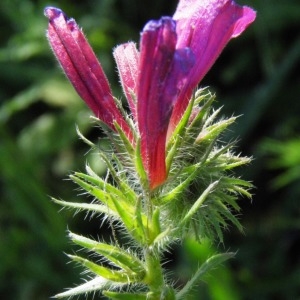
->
259, 138, 300, 189
49, 90, 251, 299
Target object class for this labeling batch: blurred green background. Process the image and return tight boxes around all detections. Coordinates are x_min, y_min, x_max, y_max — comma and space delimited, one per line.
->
0, 0, 299, 299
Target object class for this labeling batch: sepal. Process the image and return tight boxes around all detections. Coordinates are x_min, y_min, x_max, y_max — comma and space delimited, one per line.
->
180, 181, 219, 225
166, 91, 195, 171
156, 163, 199, 204
196, 116, 237, 144
152, 89, 253, 241
113, 120, 135, 156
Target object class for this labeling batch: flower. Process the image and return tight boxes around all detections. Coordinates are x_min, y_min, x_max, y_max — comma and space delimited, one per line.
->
113, 42, 139, 121
169, 0, 257, 133
44, 7, 133, 142
114, 0, 256, 189
45, 0, 256, 190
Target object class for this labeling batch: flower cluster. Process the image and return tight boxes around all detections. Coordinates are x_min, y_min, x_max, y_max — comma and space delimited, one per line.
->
45, 0, 256, 299
45, 0, 255, 190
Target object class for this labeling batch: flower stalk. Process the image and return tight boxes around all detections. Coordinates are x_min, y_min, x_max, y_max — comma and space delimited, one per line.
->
45, 1, 256, 299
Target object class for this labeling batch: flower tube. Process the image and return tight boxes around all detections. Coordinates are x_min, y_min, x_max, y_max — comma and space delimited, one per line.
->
44, 7, 133, 141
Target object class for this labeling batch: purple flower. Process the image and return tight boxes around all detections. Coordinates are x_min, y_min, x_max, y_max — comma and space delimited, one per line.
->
136, 18, 195, 189
115, 0, 255, 189
169, 0, 257, 132
45, 0, 256, 190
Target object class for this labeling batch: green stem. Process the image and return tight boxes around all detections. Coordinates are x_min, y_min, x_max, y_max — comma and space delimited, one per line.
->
143, 190, 165, 299
145, 247, 164, 294
145, 247, 178, 300
144, 248, 176, 299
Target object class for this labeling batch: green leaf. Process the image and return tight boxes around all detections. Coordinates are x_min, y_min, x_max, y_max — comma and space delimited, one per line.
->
207, 207, 226, 242
134, 196, 147, 241
51, 197, 118, 218
54, 277, 113, 299
158, 164, 199, 204
70, 173, 136, 219
206, 141, 236, 161
70, 174, 117, 211
223, 156, 252, 170
75, 170, 135, 205
181, 181, 219, 225
68, 255, 137, 282
215, 200, 243, 232
76, 125, 95, 147
217, 193, 241, 211
69, 232, 145, 276
176, 252, 235, 300
218, 177, 253, 205
98, 152, 136, 199
230, 186, 253, 199
151, 207, 161, 238
221, 177, 254, 188
110, 194, 146, 244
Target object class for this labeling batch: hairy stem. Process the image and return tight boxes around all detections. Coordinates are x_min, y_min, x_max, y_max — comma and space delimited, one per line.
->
145, 247, 164, 294
143, 191, 167, 299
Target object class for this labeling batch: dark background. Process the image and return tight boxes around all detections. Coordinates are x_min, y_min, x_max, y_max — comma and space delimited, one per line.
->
0, 0, 299, 299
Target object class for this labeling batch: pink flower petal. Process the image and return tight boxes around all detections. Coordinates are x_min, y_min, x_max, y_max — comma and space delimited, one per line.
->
113, 42, 139, 120
169, 0, 256, 132
137, 17, 194, 189
45, 7, 133, 141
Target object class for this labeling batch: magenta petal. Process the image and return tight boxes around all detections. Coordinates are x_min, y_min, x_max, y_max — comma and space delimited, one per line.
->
44, 7, 133, 141
137, 17, 194, 189
231, 6, 257, 38
169, 0, 256, 132
113, 42, 139, 120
